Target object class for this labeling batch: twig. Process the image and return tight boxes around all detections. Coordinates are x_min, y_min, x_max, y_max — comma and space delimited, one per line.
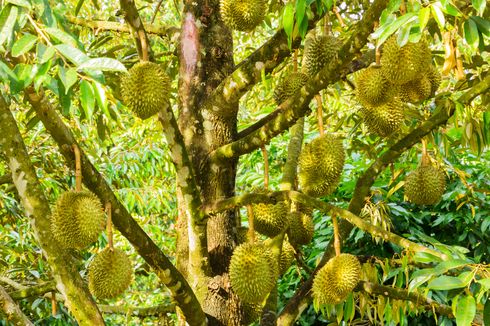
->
261, 145, 269, 190
246, 205, 256, 242
106, 202, 113, 250
150, 0, 165, 24
73, 145, 82, 192
315, 95, 324, 136
332, 214, 340, 257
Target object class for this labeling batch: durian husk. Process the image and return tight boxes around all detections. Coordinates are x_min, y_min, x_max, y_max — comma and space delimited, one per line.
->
355, 65, 396, 107
426, 65, 441, 97
404, 164, 446, 205
88, 247, 133, 299
121, 62, 171, 119
360, 98, 405, 137
380, 36, 432, 85
51, 190, 105, 250
298, 134, 345, 197
251, 199, 289, 238
274, 72, 309, 105
279, 237, 296, 274
220, 0, 267, 31
287, 211, 314, 246
312, 253, 361, 306
303, 34, 341, 76
229, 242, 278, 304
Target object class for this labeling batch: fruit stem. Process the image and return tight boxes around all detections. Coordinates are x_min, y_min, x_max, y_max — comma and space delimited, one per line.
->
421, 139, 429, 166
374, 22, 381, 65
399, 0, 406, 14
261, 145, 269, 191
332, 214, 341, 257
333, 7, 345, 28
324, 14, 331, 35
106, 202, 113, 251
316, 95, 324, 136
51, 291, 57, 316
246, 205, 256, 243
72, 144, 82, 192
293, 49, 298, 72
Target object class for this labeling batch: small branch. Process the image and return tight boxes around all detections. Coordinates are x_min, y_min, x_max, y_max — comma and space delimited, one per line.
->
0, 285, 34, 326
98, 302, 175, 316
332, 7, 345, 28
261, 145, 269, 190
119, 0, 152, 61
246, 205, 256, 242
0, 173, 12, 185
73, 144, 82, 192
150, 0, 165, 24
106, 202, 113, 250
8, 282, 56, 300
332, 214, 340, 257
65, 16, 179, 37
315, 95, 324, 136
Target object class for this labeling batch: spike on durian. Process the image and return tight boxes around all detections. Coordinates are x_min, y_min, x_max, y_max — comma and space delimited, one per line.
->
312, 254, 361, 306
355, 65, 396, 107
398, 74, 432, 103
303, 34, 341, 76
88, 247, 133, 299
220, 0, 267, 31
298, 134, 345, 197
279, 237, 295, 274
274, 72, 309, 105
404, 164, 446, 205
360, 99, 405, 137
121, 62, 171, 119
229, 243, 278, 304
251, 198, 289, 237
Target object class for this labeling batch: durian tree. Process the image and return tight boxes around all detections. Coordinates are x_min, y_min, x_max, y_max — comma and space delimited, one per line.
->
0, 0, 489, 325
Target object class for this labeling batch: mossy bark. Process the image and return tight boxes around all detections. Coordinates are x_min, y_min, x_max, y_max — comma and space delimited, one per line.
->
0, 285, 34, 326
0, 97, 105, 325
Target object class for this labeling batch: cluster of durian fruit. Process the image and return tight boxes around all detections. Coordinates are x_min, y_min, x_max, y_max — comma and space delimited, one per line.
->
51, 190, 133, 299
404, 154, 446, 206
355, 35, 441, 137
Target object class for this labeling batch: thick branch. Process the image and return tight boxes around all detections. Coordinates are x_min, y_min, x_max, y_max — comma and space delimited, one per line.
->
0, 285, 34, 326
0, 173, 12, 185
119, 0, 151, 61
9, 282, 56, 300
210, 0, 389, 162
98, 303, 175, 316
0, 98, 105, 325
24, 88, 207, 326
65, 16, 178, 37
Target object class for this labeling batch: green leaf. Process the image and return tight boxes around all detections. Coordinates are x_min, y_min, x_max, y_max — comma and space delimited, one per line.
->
372, 12, 417, 46
433, 259, 469, 274
0, 5, 19, 48
470, 16, 490, 37
12, 33, 38, 57
397, 24, 411, 47
472, 0, 486, 15
464, 19, 479, 51
36, 43, 55, 63
476, 278, 490, 290
80, 80, 95, 120
74, 0, 85, 16
92, 81, 109, 117
442, 2, 461, 16
428, 275, 466, 290
283, 3, 294, 49
418, 7, 431, 32
455, 295, 476, 326
6, 0, 31, 9
484, 298, 490, 326
45, 27, 79, 48
431, 2, 446, 30
296, 0, 306, 28
77, 58, 127, 72
58, 66, 77, 94
54, 44, 89, 66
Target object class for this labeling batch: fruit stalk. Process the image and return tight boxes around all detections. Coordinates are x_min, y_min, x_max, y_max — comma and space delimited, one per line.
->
72, 145, 82, 192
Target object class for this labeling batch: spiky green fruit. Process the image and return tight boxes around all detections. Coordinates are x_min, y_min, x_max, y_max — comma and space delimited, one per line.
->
303, 34, 341, 76
279, 238, 295, 274
355, 65, 396, 107
220, 0, 267, 31
360, 99, 405, 137
398, 74, 432, 103
251, 200, 289, 237
242, 303, 263, 325
298, 134, 345, 197
427, 65, 441, 97
88, 247, 133, 299
274, 72, 309, 105
229, 243, 278, 304
312, 254, 361, 306
405, 164, 446, 205
287, 211, 314, 246
381, 36, 432, 85
51, 190, 105, 250
121, 62, 171, 119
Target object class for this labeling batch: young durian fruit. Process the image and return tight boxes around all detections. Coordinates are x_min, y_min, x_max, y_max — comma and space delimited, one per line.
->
251, 197, 289, 237
229, 242, 278, 304
303, 34, 341, 76
286, 211, 314, 246
312, 254, 361, 306
219, 0, 267, 31
380, 36, 432, 85
355, 65, 396, 107
398, 74, 432, 103
51, 190, 105, 250
120, 61, 171, 119
88, 247, 133, 299
360, 98, 405, 137
404, 161, 446, 205
273, 72, 309, 105
298, 134, 345, 197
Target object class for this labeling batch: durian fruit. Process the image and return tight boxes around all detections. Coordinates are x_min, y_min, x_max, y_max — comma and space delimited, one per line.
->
404, 164, 446, 205
220, 0, 267, 31
287, 211, 314, 246
279, 237, 296, 274
242, 303, 263, 325
360, 99, 405, 137
51, 190, 105, 250
273, 72, 309, 105
398, 74, 432, 103
298, 134, 345, 197
426, 65, 441, 97
312, 254, 361, 306
120, 62, 171, 119
251, 199, 289, 237
380, 36, 432, 85
229, 242, 278, 304
236, 226, 250, 244
88, 247, 133, 299
303, 34, 341, 76
355, 65, 396, 107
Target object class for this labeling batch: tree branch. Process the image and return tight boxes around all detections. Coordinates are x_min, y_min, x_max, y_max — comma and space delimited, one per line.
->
0, 285, 34, 326
280, 118, 304, 191
98, 302, 175, 316
65, 16, 179, 38
0, 97, 105, 325
24, 88, 207, 326
8, 282, 56, 300
209, 0, 389, 162
119, 0, 152, 61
